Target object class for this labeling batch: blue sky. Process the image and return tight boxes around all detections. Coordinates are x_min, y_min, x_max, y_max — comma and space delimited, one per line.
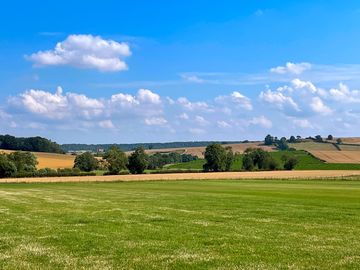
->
1, 0, 360, 143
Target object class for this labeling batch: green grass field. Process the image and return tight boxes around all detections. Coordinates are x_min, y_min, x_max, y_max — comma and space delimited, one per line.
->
167, 150, 360, 171
1, 180, 360, 269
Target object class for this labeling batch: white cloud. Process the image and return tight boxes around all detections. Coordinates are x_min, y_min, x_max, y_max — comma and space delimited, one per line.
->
310, 97, 332, 115
195, 115, 209, 126
181, 74, 204, 83
99, 120, 115, 129
291, 78, 317, 93
292, 118, 313, 128
144, 117, 167, 126
328, 83, 360, 103
249, 116, 272, 128
217, 121, 231, 128
137, 89, 161, 104
259, 90, 300, 111
177, 97, 210, 111
26, 34, 131, 72
178, 113, 189, 120
215, 91, 252, 111
270, 62, 311, 75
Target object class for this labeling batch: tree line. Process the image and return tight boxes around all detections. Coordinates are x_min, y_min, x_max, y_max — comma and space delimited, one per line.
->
73, 148, 198, 174
202, 143, 298, 172
0, 134, 64, 154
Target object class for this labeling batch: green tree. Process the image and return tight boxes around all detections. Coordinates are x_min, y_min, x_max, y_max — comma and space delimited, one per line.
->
336, 138, 343, 144
74, 152, 98, 172
276, 137, 289, 151
0, 154, 17, 178
315, 135, 323, 142
327, 135, 334, 140
8, 151, 37, 172
128, 147, 148, 174
264, 134, 274, 145
242, 154, 254, 171
104, 147, 128, 174
289, 136, 296, 143
203, 143, 229, 172
225, 147, 234, 171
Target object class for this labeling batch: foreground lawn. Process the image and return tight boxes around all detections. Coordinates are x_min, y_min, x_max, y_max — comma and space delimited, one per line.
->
1, 180, 360, 269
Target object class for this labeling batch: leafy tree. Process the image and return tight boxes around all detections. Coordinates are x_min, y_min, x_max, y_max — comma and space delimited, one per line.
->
8, 151, 37, 172
242, 154, 254, 171
315, 135, 323, 142
225, 147, 234, 171
74, 152, 98, 172
296, 135, 301, 140
327, 135, 334, 140
336, 138, 343, 144
266, 156, 279, 170
264, 134, 274, 145
128, 147, 148, 174
0, 154, 17, 178
276, 137, 289, 151
104, 147, 128, 174
289, 136, 296, 143
203, 143, 229, 172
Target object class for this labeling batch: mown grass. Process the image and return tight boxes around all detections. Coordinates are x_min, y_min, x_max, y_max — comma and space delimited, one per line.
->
167, 150, 360, 171
1, 180, 360, 269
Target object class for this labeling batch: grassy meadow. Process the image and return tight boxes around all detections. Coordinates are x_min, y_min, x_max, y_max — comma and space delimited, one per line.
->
1, 180, 360, 269
167, 150, 360, 171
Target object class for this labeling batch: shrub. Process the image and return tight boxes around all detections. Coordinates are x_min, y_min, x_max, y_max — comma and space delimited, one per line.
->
283, 156, 299, 170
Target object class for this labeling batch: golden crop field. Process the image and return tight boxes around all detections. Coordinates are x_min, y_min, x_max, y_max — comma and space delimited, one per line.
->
1, 170, 360, 183
309, 150, 360, 164
341, 137, 360, 144
140, 142, 275, 158
0, 150, 75, 169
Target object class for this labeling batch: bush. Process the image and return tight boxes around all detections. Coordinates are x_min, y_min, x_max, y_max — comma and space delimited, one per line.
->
74, 152, 98, 172
282, 155, 299, 170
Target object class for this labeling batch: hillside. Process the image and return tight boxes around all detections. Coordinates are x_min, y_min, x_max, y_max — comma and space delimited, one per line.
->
0, 150, 75, 169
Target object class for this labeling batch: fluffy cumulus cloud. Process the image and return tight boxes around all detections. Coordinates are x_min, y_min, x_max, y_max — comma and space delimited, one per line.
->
216, 91, 253, 110
259, 89, 300, 112
270, 62, 311, 75
26, 34, 131, 72
4, 69, 360, 141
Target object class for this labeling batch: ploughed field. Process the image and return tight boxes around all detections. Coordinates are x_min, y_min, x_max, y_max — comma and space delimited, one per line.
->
1, 180, 360, 269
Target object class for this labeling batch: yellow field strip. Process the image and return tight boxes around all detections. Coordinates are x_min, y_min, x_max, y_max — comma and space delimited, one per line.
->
1, 170, 360, 183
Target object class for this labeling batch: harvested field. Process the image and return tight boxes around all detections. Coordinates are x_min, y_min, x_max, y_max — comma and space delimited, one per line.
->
338, 144, 360, 151
141, 142, 275, 158
0, 149, 75, 169
289, 142, 338, 151
341, 137, 360, 144
1, 170, 360, 183
310, 150, 360, 164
